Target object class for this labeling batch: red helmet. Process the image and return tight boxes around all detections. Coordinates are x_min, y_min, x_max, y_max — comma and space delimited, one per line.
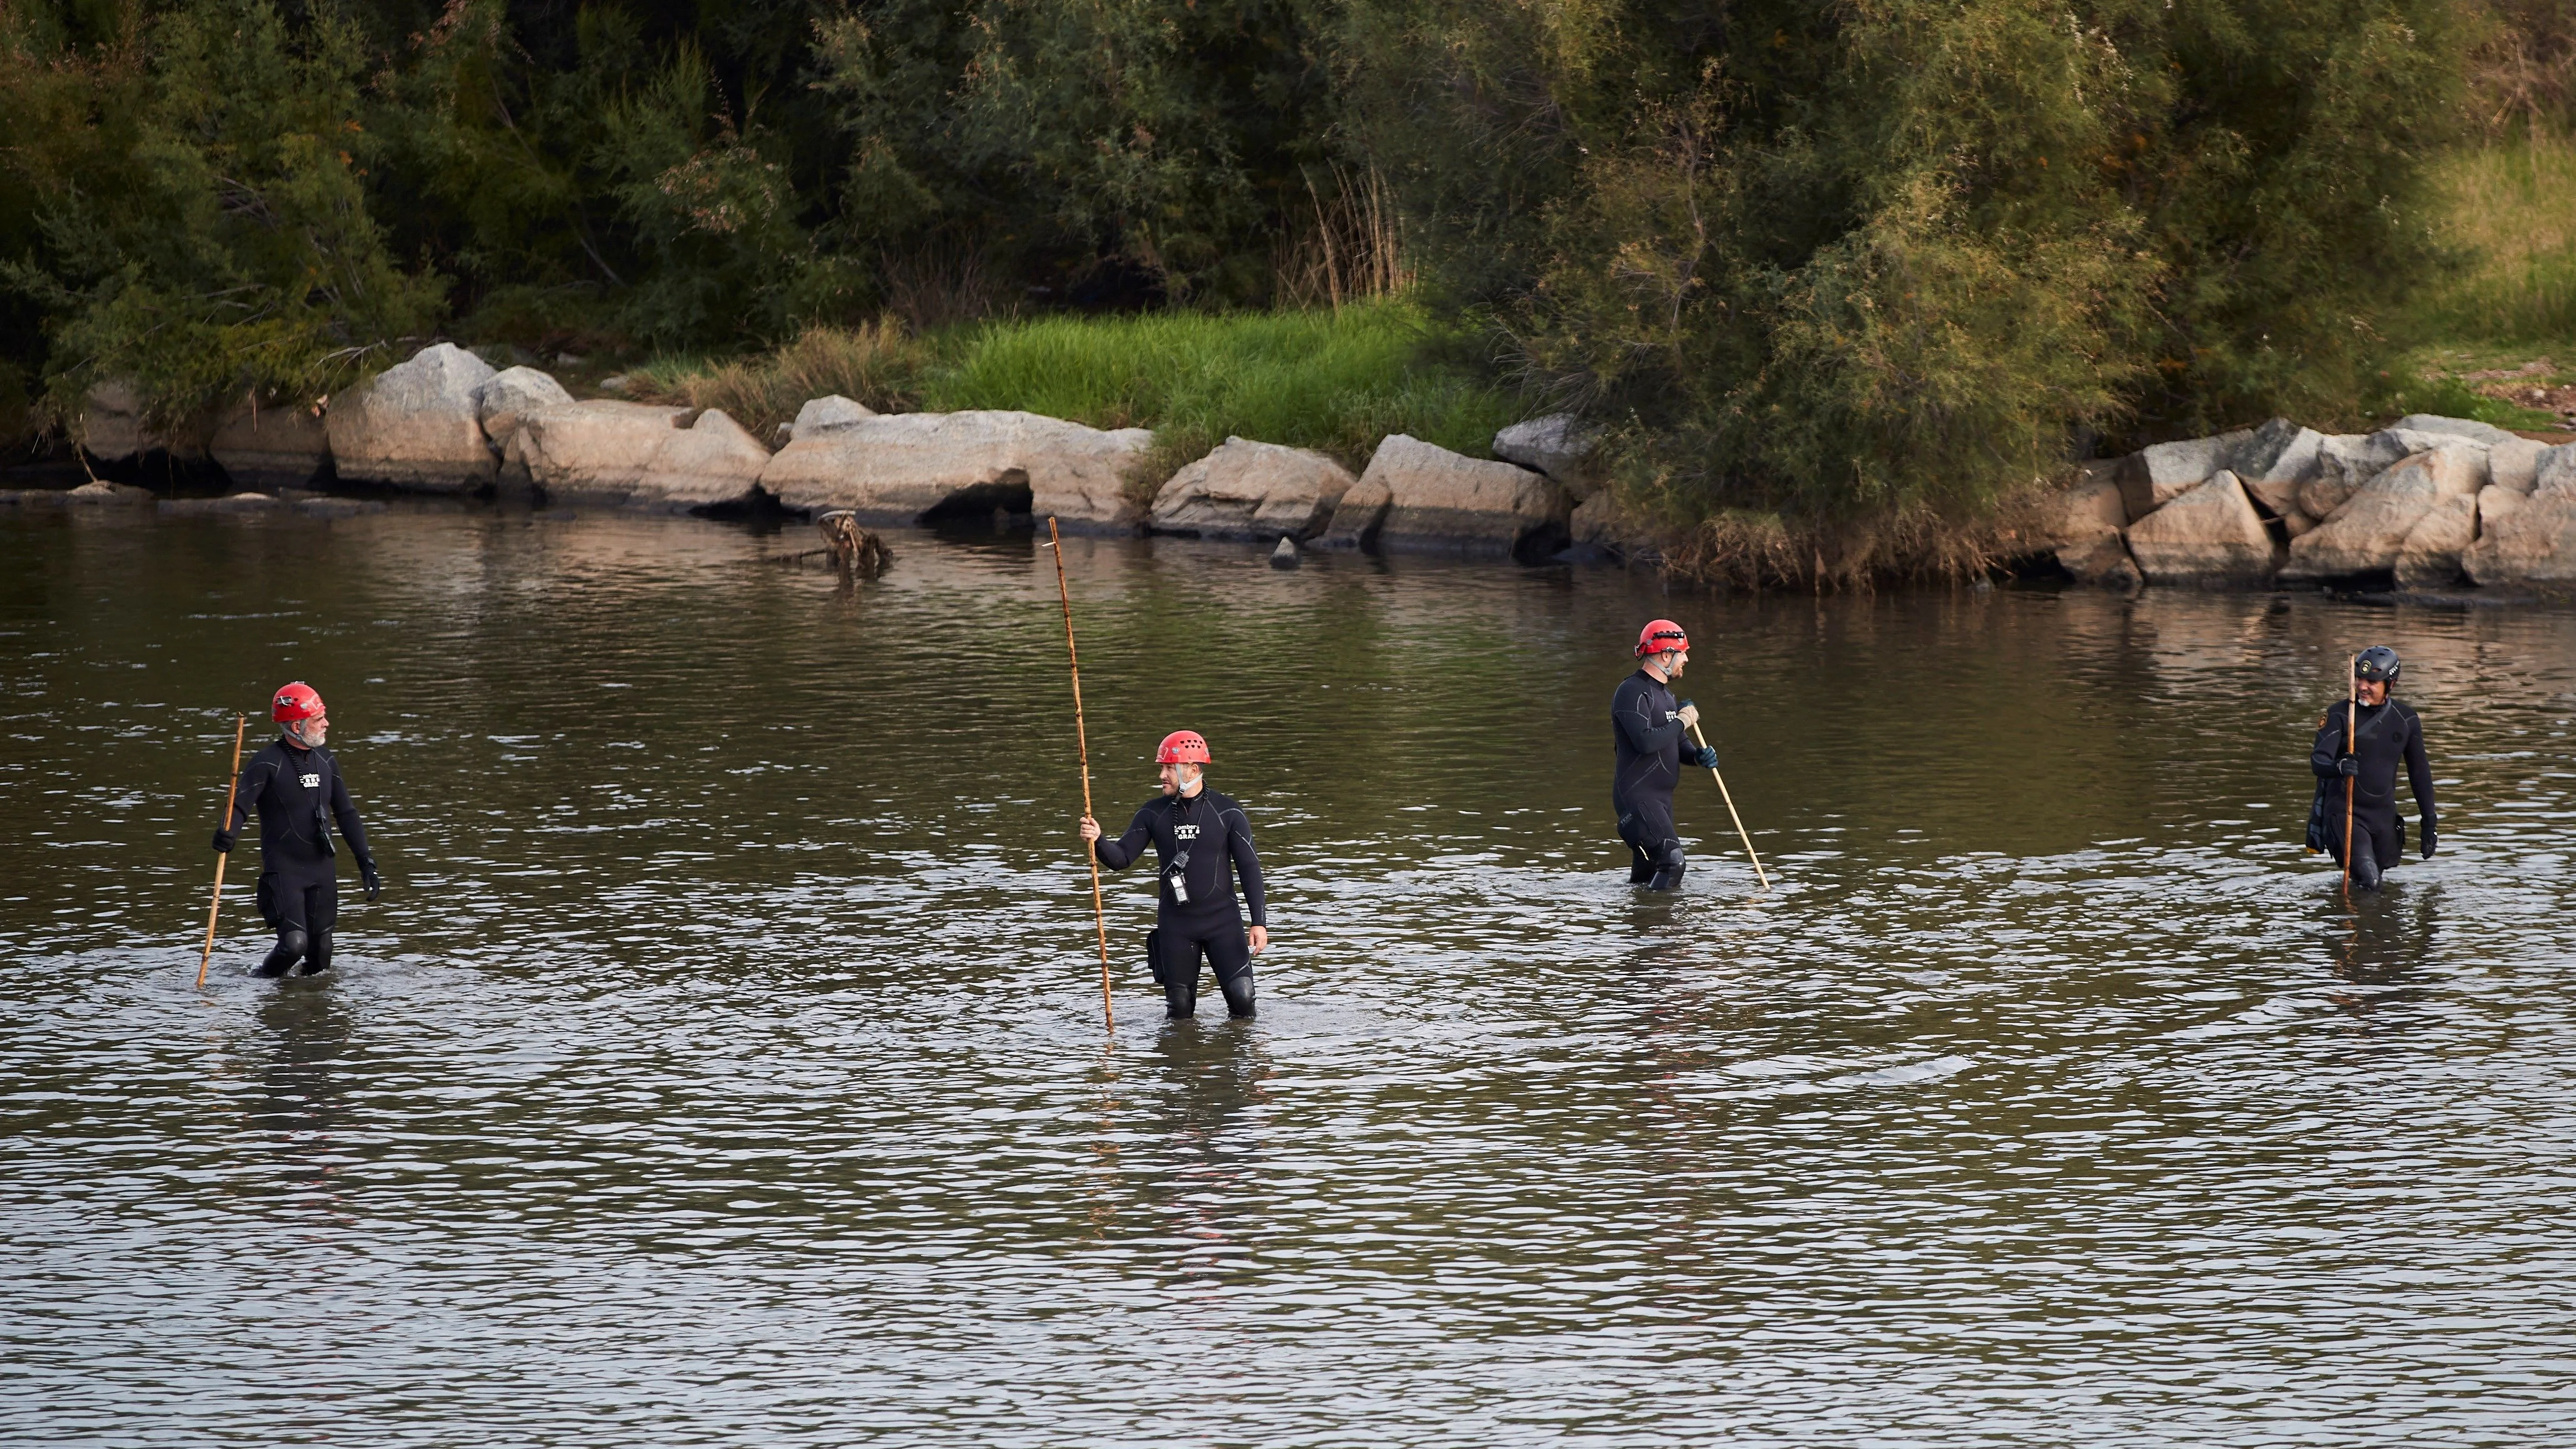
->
1155, 730, 1212, 765
1635, 619, 1690, 658
271, 682, 325, 723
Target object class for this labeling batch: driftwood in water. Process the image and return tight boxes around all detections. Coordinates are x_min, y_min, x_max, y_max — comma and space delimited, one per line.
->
771, 511, 892, 577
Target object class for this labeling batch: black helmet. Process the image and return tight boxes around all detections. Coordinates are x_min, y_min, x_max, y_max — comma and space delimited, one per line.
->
2354, 645, 2401, 685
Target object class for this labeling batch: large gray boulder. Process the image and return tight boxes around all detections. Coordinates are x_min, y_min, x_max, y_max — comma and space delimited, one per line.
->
474, 366, 574, 453
782, 395, 878, 446
2227, 418, 2325, 517
1149, 437, 1354, 540
76, 381, 160, 463
506, 402, 768, 510
2487, 435, 2545, 493
2394, 494, 2478, 589
208, 397, 330, 488
631, 409, 772, 512
2118, 428, 2251, 521
2284, 447, 2485, 582
2465, 445, 2576, 587
1318, 434, 1571, 559
2298, 430, 2489, 520
2125, 472, 2278, 584
1492, 414, 1600, 498
2393, 414, 2520, 447
506, 400, 691, 499
327, 343, 499, 490
760, 410, 1153, 530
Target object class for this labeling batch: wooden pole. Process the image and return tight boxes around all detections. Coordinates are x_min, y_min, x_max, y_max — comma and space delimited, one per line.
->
1048, 518, 1115, 1030
1688, 718, 1770, 890
2343, 654, 2358, 896
195, 713, 247, 987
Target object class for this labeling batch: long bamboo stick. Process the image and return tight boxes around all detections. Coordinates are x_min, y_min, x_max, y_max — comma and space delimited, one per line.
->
1688, 718, 1770, 890
196, 713, 247, 987
2343, 654, 2359, 896
1047, 518, 1114, 1030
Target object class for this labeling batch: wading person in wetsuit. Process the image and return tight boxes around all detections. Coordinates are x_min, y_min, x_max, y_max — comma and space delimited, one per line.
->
1079, 730, 1268, 1019
212, 683, 381, 977
2309, 646, 2437, 892
1613, 619, 1721, 890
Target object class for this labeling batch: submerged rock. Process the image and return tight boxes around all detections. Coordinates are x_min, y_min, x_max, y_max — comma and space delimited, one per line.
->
1150, 437, 1354, 541
2126, 472, 2277, 584
160, 492, 280, 515
327, 343, 499, 491
1319, 435, 1570, 560
761, 410, 1152, 530
1270, 535, 1300, 569
66, 479, 155, 505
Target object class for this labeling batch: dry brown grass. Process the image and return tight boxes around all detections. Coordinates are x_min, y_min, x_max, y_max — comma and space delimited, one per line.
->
627, 321, 930, 440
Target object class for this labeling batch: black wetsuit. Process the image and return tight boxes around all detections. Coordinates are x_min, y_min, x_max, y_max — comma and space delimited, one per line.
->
2308, 698, 2435, 892
223, 737, 375, 976
1095, 789, 1266, 1018
1612, 668, 1692, 888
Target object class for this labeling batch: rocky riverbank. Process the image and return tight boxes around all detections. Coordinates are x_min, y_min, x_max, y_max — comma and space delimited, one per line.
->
33, 343, 2576, 593
2050, 416, 2576, 593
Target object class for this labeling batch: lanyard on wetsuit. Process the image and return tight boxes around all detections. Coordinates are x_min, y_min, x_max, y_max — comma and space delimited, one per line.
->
1165, 791, 1213, 905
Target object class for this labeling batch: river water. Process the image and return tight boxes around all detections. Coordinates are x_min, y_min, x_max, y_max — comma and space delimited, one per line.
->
4, 501, 2574, 1446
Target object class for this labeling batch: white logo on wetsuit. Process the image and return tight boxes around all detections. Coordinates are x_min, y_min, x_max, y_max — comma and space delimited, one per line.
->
299, 773, 322, 788
1176, 824, 1201, 840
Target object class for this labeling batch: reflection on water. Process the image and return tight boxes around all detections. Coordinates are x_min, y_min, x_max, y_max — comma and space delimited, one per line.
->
3, 503, 2575, 1444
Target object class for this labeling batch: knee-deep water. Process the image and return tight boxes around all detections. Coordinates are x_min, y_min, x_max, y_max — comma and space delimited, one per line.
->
4, 501, 2575, 1446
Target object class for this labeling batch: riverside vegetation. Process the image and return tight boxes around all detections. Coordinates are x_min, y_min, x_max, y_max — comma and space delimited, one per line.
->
3, 0, 2571, 584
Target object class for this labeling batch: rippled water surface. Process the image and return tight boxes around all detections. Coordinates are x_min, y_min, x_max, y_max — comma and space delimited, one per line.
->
6, 502, 2576, 1446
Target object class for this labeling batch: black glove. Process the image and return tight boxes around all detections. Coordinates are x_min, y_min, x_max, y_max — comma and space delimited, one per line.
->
2420, 822, 2436, 859
360, 863, 382, 902
2334, 753, 2359, 777
212, 829, 234, 853
1689, 745, 1720, 770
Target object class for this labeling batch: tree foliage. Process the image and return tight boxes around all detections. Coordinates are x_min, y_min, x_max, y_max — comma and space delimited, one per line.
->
0, 0, 2534, 522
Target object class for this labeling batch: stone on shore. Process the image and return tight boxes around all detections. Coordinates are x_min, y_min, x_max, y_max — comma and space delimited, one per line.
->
209, 399, 330, 488
327, 343, 500, 491
631, 409, 771, 511
474, 366, 575, 452
2393, 414, 2521, 447
2125, 471, 2277, 584
2394, 494, 2478, 588
2055, 526, 2142, 588
760, 410, 1153, 530
2118, 429, 2250, 521
506, 400, 690, 500
2464, 444, 2576, 588
1319, 435, 1571, 559
2227, 418, 2324, 517
1149, 437, 1354, 540
2284, 447, 2485, 582
783, 395, 878, 445
77, 382, 161, 463
2055, 472, 2128, 536
1492, 414, 1600, 498
2487, 436, 2545, 493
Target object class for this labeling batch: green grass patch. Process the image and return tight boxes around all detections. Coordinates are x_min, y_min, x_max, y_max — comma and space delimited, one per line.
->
2407, 131, 2576, 347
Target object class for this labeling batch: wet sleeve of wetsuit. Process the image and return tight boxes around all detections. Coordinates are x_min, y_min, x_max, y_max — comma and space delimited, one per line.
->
2309, 708, 2346, 782
1225, 806, 1265, 928
1095, 805, 1154, 871
1614, 680, 1685, 754
330, 765, 374, 868
226, 755, 271, 833
2404, 711, 2436, 826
